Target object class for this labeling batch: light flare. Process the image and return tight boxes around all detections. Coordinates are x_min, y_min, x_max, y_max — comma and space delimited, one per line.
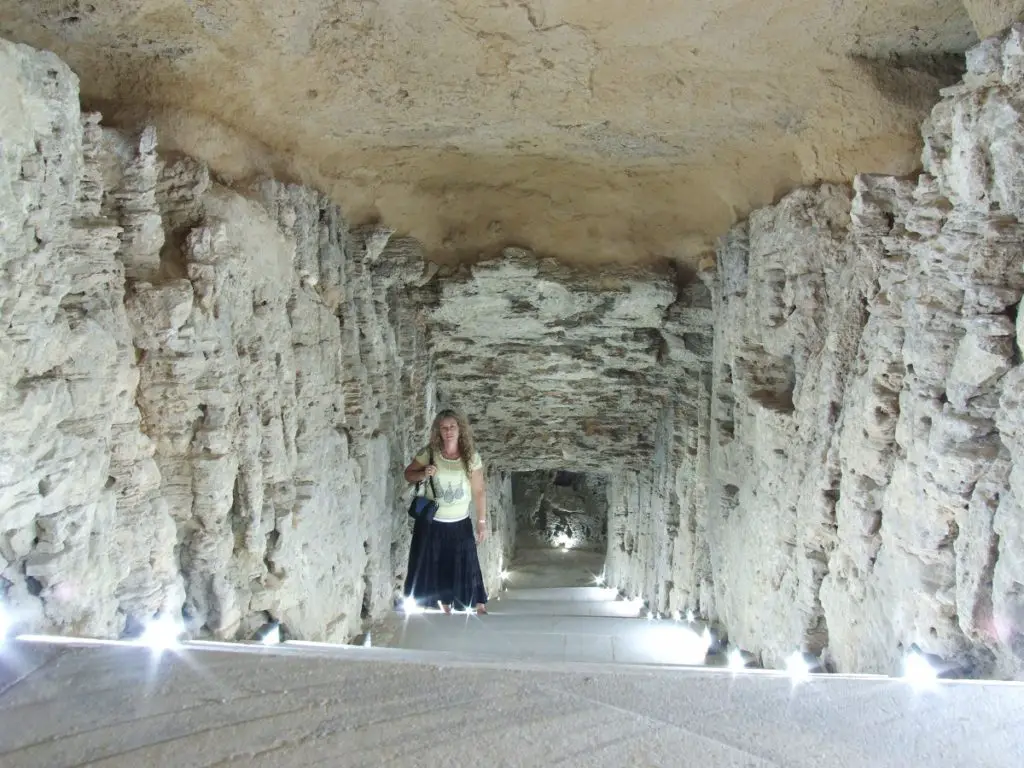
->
261, 624, 281, 646
401, 597, 424, 615
138, 615, 184, 652
785, 652, 811, 683
903, 651, 938, 688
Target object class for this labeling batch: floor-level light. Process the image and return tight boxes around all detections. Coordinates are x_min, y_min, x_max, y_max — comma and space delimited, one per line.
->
728, 648, 747, 672
500, 570, 510, 580
401, 596, 424, 615
685, 609, 695, 624
138, 614, 184, 652
594, 574, 605, 586
785, 651, 811, 683
903, 650, 938, 688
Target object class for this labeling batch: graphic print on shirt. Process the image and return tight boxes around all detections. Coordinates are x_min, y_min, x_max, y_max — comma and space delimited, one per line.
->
438, 479, 466, 504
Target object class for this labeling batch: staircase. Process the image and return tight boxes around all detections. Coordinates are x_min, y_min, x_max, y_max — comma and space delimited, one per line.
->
373, 546, 712, 667
6, 547, 1022, 767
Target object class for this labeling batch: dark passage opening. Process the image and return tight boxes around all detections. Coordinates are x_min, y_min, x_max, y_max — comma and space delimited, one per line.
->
505, 470, 610, 590
511, 470, 608, 552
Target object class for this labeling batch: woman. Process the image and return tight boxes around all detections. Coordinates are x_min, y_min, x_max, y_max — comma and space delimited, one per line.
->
403, 409, 489, 615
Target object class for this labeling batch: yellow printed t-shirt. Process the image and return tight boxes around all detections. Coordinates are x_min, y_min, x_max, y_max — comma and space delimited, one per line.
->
414, 447, 483, 522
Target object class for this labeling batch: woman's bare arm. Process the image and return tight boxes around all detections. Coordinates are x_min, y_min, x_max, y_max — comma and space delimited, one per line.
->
404, 459, 435, 483
470, 468, 487, 541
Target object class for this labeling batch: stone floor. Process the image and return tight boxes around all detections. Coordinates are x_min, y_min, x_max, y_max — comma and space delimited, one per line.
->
372, 547, 710, 665
2, 638, 1023, 767
0, 546, 1022, 766
500, 544, 607, 589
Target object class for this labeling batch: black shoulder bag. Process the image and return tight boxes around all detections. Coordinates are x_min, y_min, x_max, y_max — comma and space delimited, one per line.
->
407, 449, 439, 522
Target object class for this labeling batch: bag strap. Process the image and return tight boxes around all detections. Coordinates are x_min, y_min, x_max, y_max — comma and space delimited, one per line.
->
427, 448, 439, 498
414, 448, 439, 498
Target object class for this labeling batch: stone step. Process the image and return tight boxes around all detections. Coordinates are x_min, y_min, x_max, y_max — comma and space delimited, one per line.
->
503, 547, 607, 589
489, 598, 641, 618
9, 640, 1023, 767
384, 613, 711, 666
498, 586, 619, 602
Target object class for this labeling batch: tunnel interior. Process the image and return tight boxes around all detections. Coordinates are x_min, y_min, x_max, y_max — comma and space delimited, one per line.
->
4, 10, 1024, 684
511, 470, 609, 554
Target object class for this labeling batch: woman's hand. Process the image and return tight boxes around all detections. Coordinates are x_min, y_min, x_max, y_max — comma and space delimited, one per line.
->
475, 520, 487, 544
424, 465, 438, 478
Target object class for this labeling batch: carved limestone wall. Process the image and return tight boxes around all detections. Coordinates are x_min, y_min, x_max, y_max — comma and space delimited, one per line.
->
697, 28, 1024, 677
0, 37, 516, 642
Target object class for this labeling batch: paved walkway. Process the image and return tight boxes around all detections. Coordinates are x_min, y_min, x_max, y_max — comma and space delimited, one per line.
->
373, 547, 711, 666
0, 547, 1022, 766
1, 638, 1022, 767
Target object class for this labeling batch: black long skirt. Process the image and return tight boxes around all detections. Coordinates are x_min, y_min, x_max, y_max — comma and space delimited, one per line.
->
403, 517, 488, 609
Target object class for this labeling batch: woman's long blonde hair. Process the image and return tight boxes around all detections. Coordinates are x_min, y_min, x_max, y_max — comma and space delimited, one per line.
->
429, 408, 476, 475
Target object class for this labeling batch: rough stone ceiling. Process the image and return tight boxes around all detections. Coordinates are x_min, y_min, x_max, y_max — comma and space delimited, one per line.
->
1, 1, 978, 266
425, 249, 714, 473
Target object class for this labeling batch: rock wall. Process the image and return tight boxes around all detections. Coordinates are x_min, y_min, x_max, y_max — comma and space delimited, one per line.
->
707, 184, 864, 668
10, 28, 1024, 678
601, 28, 1024, 679
689, 27, 1024, 677
427, 249, 686, 474
512, 471, 608, 551
1, 41, 168, 637
604, 280, 715, 616
0, 38, 519, 643
478, 469, 516, 597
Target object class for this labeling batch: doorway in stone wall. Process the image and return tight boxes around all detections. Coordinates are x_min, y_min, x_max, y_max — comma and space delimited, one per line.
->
505, 470, 608, 590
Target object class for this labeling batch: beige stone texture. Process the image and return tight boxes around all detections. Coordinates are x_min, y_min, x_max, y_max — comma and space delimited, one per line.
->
0, 0, 978, 266
7, 18, 1024, 682
0, 38, 517, 642
963, 0, 1024, 37
687, 27, 1024, 676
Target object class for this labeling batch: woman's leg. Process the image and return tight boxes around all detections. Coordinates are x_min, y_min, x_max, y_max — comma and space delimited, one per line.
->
405, 519, 443, 608
403, 518, 426, 601
434, 522, 457, 611
450, 518, 488, 611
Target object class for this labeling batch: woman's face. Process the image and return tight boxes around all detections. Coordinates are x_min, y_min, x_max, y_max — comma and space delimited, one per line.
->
439, 417, 460, 444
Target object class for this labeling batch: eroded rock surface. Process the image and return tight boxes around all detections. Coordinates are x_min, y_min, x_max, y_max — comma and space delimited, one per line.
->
0, 0, 977, 266
0, 38, 516, 641
675, 28, 1024, 676
427, 250, 713, 474
6, 25, 1024, 681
